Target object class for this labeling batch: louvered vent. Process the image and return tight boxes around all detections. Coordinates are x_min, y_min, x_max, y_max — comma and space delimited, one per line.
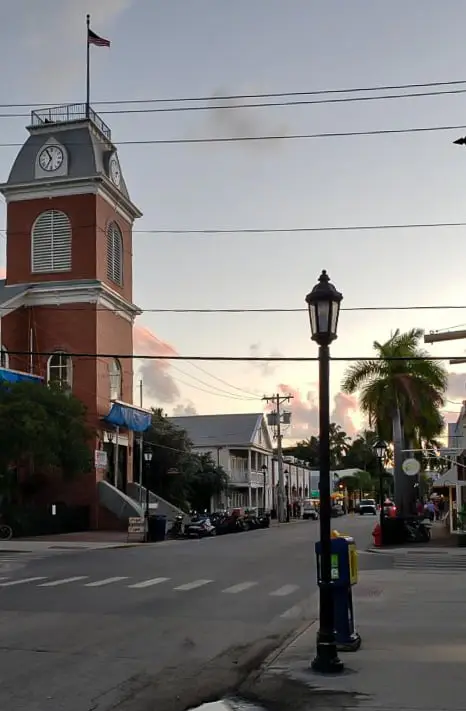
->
31, 210, 72, 273
106, 222, 123, 286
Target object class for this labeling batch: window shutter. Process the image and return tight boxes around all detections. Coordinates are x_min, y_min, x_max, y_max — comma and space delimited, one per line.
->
31, 210, 72, 273
106, 222, 123, 285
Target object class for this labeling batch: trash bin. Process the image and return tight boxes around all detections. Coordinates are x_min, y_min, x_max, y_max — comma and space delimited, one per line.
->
148, 514, 167, 542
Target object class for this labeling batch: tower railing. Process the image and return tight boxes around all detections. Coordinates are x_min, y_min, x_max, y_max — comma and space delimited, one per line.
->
30, 103, 111, 140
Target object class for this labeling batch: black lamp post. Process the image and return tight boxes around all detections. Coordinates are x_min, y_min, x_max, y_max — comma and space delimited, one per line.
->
261, 465, 268, 510
143, 449, 153, 542
306, 270, 344, 675
284, 470, 290, 522
373, 440, 388, 546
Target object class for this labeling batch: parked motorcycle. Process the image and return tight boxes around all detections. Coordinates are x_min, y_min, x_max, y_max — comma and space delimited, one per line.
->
167, 514, 185, 539
184, 514, 216, 538
404, 517, 432, 543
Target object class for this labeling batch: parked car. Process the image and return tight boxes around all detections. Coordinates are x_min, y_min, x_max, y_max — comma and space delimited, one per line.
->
302, 499, 319, 520
359, 498, 377, 515
185, 514, 216, 538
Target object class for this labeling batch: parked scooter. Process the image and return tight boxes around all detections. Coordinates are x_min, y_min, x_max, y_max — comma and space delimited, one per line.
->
404, 517, 432, 543
167, 514, 185, 539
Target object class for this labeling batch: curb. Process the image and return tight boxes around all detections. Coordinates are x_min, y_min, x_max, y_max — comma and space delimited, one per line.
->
245, 618, 317, 684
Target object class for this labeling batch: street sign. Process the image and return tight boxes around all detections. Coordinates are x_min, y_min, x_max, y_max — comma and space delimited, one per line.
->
127, 516, 145, 542
311, 490, 320, 498
402, 458, 421, 477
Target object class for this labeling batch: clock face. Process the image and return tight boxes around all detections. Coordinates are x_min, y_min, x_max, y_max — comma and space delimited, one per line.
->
38, 145, 64, 172
109, 155, 121, 186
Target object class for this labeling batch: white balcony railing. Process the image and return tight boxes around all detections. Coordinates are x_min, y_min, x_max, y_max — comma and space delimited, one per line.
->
229, 469, 269, 486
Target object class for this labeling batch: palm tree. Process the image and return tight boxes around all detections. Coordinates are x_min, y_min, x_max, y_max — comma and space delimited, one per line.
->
329, 423, 351, 468
341, 328, 448, 515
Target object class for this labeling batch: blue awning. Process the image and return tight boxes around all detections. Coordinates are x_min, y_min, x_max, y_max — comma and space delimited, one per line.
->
0, 367, 43, 384
105, 401, 152, 433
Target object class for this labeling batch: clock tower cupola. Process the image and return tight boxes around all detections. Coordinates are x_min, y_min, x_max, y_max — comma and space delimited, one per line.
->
0, 103, 144, 526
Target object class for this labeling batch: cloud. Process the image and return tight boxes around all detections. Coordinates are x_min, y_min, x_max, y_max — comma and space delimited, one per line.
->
173, 401, 198, 416
248, 342, 284, 377
133, 324, 180, 404
447, 372, 466, 401
277, 384, 358, 441
203, 87, 290, 149
331, 392, 358, 438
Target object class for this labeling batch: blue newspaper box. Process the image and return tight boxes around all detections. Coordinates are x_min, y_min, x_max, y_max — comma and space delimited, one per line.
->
315, 535, 361, 652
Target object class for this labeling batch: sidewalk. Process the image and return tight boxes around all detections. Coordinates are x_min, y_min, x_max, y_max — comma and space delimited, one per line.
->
247, 566, 466, 710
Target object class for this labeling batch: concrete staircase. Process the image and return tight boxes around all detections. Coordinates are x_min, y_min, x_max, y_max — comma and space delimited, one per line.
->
126, 482, 188, 526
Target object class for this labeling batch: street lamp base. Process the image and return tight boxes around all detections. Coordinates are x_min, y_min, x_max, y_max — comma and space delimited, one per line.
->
311, 642, 344, 674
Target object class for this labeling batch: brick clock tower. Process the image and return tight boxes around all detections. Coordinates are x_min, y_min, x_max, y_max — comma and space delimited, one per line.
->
0, 104, 143, 528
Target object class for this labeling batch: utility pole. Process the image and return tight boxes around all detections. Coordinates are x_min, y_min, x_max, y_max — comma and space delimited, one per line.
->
139, 379, 144, 507
263, 393, 293, 523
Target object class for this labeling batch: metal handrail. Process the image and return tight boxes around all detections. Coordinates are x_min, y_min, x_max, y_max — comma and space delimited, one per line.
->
30, 103, 111, 140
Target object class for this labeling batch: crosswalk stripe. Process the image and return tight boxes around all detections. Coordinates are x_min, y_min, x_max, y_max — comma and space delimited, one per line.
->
222, 582, 257, 594
269, 584, 300, 597
0, 577, 46, 587
174, 579, 213, 591
85, 577, 129, 587
38, 576, 88, 587
128, 577, 170, 589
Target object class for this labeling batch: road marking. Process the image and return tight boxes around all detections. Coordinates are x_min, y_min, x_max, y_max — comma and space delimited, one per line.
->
174, 579, 213, 591
269, 584, 300, 597
280, 604, 305, 619
222, 582, 258, 594
128, 577, 170, 589
0, 576, 46, 587
85, 577, 129, 587
38, 576, 89, 587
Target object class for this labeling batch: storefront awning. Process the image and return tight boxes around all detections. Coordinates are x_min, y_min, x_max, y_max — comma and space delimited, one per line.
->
0, 367, 43, 384
105, 400, 152, 433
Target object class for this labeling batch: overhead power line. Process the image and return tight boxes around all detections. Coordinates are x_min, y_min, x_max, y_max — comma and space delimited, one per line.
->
4, 219, 466, 238
3, 77, 466, 108
1, 122, 466, 148
0, 303, 462, 314
5, 351, 465, 362
3, 87, 466, 119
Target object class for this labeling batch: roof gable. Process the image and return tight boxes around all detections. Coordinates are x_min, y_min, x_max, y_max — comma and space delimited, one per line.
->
168, 413, 271, 449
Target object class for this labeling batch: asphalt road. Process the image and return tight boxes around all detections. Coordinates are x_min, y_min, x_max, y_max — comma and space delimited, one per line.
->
0, 514, 384, 711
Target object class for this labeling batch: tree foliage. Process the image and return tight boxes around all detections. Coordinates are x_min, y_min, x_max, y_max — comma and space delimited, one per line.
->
341, 328, 447, 512
143, 409, 228, 512
0, 381, 92, 503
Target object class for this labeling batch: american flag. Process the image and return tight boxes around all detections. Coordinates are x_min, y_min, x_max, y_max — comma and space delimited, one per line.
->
88, 28, 110, 48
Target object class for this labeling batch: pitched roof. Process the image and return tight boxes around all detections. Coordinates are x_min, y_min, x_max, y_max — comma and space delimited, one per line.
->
168, 413, 266, 448
0, 279, 29, 305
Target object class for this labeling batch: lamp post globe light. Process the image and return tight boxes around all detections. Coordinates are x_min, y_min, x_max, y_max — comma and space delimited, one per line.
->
143, 449, 153, 542
306, 270, 344, 675
373, 439, 388, 546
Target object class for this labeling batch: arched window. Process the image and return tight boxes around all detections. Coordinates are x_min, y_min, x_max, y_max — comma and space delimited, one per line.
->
106, 221, 123, 286
47, 351, 72, 390
31, 210, 72, 273
0, 346, 9, 369
108, 358, 122, 401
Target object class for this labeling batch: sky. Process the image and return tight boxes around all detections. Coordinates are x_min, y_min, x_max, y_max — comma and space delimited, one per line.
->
1, 0, 466, 442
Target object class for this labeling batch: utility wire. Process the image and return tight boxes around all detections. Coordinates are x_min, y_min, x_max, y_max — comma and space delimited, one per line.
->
0, 304, 462, 314
4, 87, 466, 119
4, 77, 466, 108
1, 122, 466, 147
3, 219, 466, 238
5, 351, 466, 362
